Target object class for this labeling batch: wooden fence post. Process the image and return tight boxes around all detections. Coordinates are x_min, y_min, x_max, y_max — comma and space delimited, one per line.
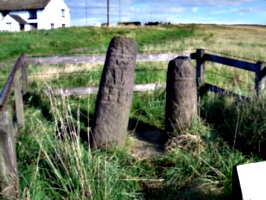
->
14, 72, 25, 131
0, 111, 18, 199
196, 49, 205, 87
255, 61, 266, 96
21, 56, 28, 95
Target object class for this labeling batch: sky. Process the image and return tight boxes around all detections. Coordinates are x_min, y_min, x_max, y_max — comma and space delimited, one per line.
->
65, 0, 266, 26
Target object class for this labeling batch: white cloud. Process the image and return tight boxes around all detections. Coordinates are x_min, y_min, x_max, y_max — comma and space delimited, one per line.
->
65, 0, 266, 26
210, 8, 238, 15
192, 7, 199, 13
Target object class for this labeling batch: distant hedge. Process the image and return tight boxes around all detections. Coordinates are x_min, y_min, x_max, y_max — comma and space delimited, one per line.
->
144, 22, 171, 26
117, 21, 141, 26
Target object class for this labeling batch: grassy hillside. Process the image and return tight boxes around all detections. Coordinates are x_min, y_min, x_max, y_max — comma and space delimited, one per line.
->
0, 25, 195, 61
1, 24, 266, 62
1, 24, 266, 199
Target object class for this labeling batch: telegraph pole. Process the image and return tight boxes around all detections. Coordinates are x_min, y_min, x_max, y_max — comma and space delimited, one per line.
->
119, 0, 121, 22
107, 0, 110, 26
85, 0, 88, 25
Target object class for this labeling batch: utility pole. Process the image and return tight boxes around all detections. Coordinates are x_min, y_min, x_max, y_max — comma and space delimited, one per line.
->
119, 0, 121, 22
107, 0, 109, 26
85, 0, 88, 25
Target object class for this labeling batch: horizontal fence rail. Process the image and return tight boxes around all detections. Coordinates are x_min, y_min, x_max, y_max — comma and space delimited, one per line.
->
0, 54, 25, 110
204, 54, 257, 72
51, 83, 166, 96
26, 53, 189, 65
191, 49, 266, 98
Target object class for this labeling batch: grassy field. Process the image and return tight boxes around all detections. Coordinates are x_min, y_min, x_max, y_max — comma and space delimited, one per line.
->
1, 24, 266, 199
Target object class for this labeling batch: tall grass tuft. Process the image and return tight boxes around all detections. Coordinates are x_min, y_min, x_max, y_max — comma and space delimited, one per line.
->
17, 91, 140, 200
201, 93, 266, 159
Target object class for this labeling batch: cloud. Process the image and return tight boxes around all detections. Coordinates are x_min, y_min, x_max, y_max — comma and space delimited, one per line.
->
192, 7, 199, 13
210, 8, 238, 15
238, 6, 266, 12
65, 0, 266, 26
131, 0, 261, 7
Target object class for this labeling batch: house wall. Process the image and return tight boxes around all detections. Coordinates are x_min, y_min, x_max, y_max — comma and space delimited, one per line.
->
0, 0, 70, 31
8, 11, 31, 31
36, 0, 70, 29
0, 15, 20, 32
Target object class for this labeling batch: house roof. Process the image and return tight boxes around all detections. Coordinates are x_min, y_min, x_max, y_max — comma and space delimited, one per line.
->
9, 14, 28, 24
0, 0, 51, 11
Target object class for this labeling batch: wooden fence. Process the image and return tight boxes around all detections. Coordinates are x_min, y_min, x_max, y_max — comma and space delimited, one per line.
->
0, 54, 28, 199
190, 49, 266, 99
0, 49, 265, 198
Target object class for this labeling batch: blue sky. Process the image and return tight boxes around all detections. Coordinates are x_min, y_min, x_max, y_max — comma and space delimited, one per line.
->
65, 0, 266, 26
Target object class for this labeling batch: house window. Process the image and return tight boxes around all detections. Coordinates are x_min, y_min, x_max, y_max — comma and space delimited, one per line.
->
6, 22, 11, 31
62, 24, 65, 27
61, 9, 65, 17
20, 24, 25, 31
51, 23, 54, 29
30, 23, 37, 30
29, 10, 37, 19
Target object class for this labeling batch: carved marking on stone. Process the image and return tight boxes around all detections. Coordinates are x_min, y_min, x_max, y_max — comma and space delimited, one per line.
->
92, 36, 137, 149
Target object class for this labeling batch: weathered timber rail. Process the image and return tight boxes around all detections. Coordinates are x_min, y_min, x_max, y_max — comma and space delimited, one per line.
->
0, 54, 27, 199
26, 53, 185, 64
190, 49, 266, 98
51, 83, 166, 96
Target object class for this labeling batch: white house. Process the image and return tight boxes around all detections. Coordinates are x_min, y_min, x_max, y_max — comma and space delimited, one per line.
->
0, 14, 30, 31
0, 0, 70, 32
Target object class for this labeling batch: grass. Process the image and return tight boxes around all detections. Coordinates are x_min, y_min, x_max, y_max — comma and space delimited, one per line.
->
0, 25, 196, 61
1, 24, 266, 199
18, 92, 260, 199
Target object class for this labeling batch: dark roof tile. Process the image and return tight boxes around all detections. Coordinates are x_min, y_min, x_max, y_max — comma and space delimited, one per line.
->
9, 14, 28, 24
0, 0, 51, 11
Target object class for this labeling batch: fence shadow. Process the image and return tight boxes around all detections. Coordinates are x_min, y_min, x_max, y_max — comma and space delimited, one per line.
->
139, 186, 233, 200
23, 92, 52, 121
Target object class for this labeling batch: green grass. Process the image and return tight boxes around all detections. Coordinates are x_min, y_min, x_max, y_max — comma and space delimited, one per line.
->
18, 68, 265, 199
18, 91, 260, 199
1, 24, 266, 199
0, 25, 196, 62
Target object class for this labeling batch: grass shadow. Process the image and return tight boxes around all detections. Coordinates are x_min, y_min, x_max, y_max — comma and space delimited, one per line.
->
128, 118, 168, 146
139, 186, 233, 200
200, 93, 266, 159
23, 92, 52, 121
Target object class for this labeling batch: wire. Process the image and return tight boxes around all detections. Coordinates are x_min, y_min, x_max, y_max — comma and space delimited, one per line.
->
204, 49, 266, 63
205, 70, 250, 85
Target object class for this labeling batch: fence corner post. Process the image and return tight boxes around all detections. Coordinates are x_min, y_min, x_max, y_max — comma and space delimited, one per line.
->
14, 72, 25, 131
196, 49, 205, 87
0, 110, 18, 199
21, 54, 28, 96
255, 61, 266, 96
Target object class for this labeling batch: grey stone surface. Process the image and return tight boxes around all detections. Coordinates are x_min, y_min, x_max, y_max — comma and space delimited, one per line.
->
165, 56, 197, 134
91, 36, 137, 149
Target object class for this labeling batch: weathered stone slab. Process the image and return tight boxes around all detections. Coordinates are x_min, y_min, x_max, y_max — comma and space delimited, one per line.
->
91, 36, 137, 149
165, 56, 197, 134
233, 161, 266, 200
